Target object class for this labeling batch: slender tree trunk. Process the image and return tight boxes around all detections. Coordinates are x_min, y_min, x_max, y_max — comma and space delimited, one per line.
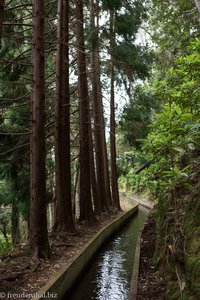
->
0, 0, 4, 48
76, 0, 95, 224
47, 203, 54, 231
194, 0, 200, 15
89, 110, 101, 214
73, 160, 79, 219
110, 10, 121, 211
54, 0, 75, 232
30, 0, 49, 258
90, 0, 112, 212
12, 198, 20, 246
90, 0, 103, 215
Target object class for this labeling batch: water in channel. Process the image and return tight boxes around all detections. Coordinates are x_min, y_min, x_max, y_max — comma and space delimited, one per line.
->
64, 207, 148, 300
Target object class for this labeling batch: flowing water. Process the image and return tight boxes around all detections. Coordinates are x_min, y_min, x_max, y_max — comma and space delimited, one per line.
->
64, 207, 148, 300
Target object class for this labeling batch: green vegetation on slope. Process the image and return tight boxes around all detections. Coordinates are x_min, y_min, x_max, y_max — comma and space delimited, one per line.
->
117, 15, 200, 300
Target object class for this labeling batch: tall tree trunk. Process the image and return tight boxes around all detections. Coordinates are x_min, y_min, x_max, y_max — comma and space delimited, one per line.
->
90, 0, 112, 212
30, 0, 49, 258
110, 10, 121, 211
76, 0, 95, 224
54, 0, 75, 232
0, 0, 4, 48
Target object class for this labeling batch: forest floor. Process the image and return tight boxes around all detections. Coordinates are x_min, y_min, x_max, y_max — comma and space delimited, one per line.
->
136, 214, 167, 300
0, 201, 134, 300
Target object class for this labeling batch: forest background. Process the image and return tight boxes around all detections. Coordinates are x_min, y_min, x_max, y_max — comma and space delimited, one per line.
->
0, 0, 200, 299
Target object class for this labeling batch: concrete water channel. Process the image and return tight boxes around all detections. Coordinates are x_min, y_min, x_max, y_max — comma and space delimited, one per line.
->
63, 206, 148, 300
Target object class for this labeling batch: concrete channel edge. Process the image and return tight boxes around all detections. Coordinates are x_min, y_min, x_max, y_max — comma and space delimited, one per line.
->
119, 191, 154, 209
31, 204, 138, 300
129, 213, 150, 300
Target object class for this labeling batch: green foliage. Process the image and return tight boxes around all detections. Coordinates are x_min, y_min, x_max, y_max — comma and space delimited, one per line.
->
102, 0, 124, 11
0, 238, 12, 256
101, 0, 151, 88
139, 39, 200, 299
118, 33, 200, 297
119, 84, 157, 147
149, 0, 199, 69
119, 167, 148, 192
0, 2, 32, 252
141, 39, 200, 196
0, 180, 12, 206
114, 43, 151, 81
0, 204, 12, 255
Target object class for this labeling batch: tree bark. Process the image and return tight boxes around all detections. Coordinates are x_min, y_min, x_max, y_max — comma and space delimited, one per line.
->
76, 0, 95, 224
110, 10, 121, 211
0, 0, 4, 48
90, 0, 112, 212
54, 0, 75, 232
135, 160, 152, 174
30, 0, 49, 258
89, 109, 101, 214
